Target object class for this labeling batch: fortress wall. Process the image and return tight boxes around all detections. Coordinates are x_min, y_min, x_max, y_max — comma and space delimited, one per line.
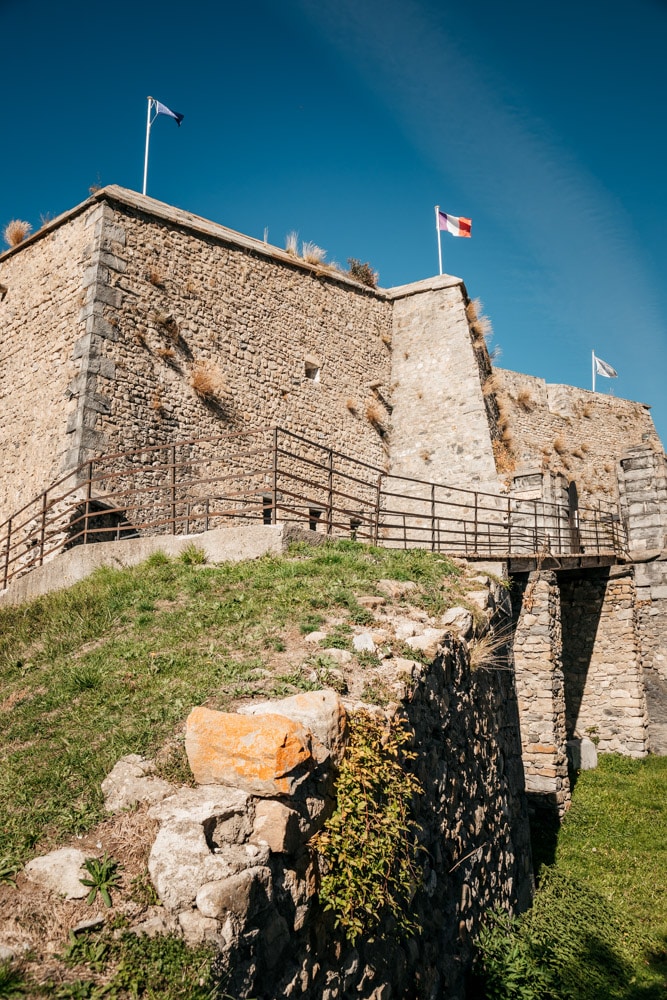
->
388, 277, 499, 488
495, 369, 662, 505
0, 209, 95, 523
85, 195, 392, 478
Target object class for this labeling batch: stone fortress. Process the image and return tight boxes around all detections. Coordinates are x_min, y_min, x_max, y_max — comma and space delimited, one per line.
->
3, 184, 667, 997
2, 184, 667, 783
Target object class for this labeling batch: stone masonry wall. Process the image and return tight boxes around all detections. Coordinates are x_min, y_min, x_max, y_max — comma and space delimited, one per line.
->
511, 571, 570, 816
0, 187, 394, 530
0, 208, 94, 521
85, 191, 393, 475
496, 368, 662, 506
389, 277, 499, 489
559, 567, 649, 756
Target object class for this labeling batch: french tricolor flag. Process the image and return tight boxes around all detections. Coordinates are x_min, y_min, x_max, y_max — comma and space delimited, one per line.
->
437, 210, 472, 238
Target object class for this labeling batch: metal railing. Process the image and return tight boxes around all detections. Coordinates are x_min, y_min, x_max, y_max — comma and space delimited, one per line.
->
0, 427, 624, 590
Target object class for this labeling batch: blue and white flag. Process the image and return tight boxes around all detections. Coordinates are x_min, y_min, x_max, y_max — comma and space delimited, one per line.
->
155, 100, 184, 127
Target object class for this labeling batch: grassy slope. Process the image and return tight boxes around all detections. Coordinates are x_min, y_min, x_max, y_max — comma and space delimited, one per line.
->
0, 541, 462, 868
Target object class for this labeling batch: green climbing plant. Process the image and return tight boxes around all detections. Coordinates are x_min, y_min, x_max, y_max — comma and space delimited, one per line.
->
314, 711, 422, 944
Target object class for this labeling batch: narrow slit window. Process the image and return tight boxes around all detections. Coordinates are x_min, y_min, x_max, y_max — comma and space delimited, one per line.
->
305, 362, 320, 382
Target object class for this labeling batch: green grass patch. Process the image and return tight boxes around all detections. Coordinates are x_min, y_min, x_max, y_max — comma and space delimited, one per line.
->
475, 754, 667, 998
0, 541, 462, 867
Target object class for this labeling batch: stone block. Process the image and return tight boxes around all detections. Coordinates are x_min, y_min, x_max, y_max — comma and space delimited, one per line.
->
24, 848, 89, 900
566, 737, 598, 771
250, 800, 302, 853
101, 753, 173, 813
440, 607, 474, 638
196, 866, 273, 920
185, 706, 314, 796
238, 689, 347, 762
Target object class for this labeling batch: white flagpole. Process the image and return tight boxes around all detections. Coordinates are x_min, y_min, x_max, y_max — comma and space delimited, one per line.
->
435, 205, 443, 275
142, 97, 154, 196
592, 350, 596, 393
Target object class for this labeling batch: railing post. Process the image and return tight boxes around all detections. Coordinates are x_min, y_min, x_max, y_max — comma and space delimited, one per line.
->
533, 499, 538, 551
271, 427, 278, 525
83, 462, 93, 545
506, 495, 511, 555
430, 483, 436, 552
373, 475, 383, 546
326, 448, 334, 535
473, 492, 478, 554
595, 500, 601, 552
39, 491, 47, 566
204, 498, 210, 532
170, 446, 177, 534
3, 517, 11, 589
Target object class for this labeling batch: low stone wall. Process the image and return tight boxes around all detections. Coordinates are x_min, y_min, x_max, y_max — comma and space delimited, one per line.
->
98, 635, 531, 999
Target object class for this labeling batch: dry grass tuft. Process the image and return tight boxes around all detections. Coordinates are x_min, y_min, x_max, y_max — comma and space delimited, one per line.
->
157, 346, 176, 361
493, 439, 516, 476
516, 387, 534, 411
482, 374, 499, 397
381, 331, 392, 347
466, 298, 482, 324
285, 231, 299, 255
347, 258, 378, 288
302, 241, 327, 265
190, 361, 229, 403
3, 219, 32, 247
146, 267, 164, 287
582, 402, 593, 418
553, 436, 568, 455
365, 399, 385, 431
469, 627, 512, 671
419, 447, 433, 462
345, 398, 358, 415
151, 389, 164, 413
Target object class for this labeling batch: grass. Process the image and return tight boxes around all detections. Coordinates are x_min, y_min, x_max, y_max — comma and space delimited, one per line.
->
189, 362, 228, 403
475, 754, 667, 999
0, 541, 461, 869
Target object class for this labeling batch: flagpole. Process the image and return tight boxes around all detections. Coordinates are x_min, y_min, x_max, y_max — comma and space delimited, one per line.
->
142, 97, 154, 197
435, 205, 443, 276
592, 350, 596, 393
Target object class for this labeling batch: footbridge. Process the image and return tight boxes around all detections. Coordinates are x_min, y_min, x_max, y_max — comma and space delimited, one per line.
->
1, 427, 625, 591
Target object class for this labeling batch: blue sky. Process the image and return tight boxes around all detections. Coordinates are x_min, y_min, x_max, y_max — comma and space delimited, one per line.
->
3, 0, 667, 440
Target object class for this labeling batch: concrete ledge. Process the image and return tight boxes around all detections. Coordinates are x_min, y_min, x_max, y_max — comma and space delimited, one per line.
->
0, 524, 324, 608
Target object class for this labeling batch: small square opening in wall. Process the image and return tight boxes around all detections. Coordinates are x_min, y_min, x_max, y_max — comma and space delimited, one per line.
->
304, 354, 321, 382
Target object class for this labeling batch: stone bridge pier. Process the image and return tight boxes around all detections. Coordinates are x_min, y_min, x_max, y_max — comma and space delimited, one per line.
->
511, 565, 650, 818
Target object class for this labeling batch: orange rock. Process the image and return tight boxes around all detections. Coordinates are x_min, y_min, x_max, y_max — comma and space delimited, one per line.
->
185, 707, 313, 797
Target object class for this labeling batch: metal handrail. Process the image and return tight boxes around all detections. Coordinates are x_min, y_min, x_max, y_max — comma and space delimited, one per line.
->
0, 426, 624, 590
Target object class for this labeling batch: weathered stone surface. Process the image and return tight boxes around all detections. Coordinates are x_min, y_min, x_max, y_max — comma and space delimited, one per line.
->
196, 867, 273, 920
376, 579, 418, 599
101, 754, 173, 813
238, 690, 346, 760
178, 910, 222, 945
185, 707, 314, 796
304, 631, 328, 644
322, 647, 352, 666
567, 737, 598, 771
464, 590, 492, 611
405, 629, 447, 659
357, 596, 386, 609
133, 909, 180, 938
24, 848, 88, 900
441, 607, 474, 638
250, 800, 302, 854
353, 633, 376, 653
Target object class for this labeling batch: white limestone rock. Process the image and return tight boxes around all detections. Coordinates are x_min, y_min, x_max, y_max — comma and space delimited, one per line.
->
101, 754, 173, 813
24, 848, 89, 900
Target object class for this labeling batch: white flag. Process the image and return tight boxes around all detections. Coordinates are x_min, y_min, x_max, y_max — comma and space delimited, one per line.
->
594, 354, 618, 378
154, 100, 184, 126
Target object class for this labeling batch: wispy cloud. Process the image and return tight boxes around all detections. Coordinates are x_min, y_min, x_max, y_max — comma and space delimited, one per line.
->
295, 0, 665, 363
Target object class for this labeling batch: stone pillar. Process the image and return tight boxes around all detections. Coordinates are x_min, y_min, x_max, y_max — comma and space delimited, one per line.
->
634, 558, 667, 754
559, 567, 649, 757
512, 571, 570, 816
618, 446, 667, 555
